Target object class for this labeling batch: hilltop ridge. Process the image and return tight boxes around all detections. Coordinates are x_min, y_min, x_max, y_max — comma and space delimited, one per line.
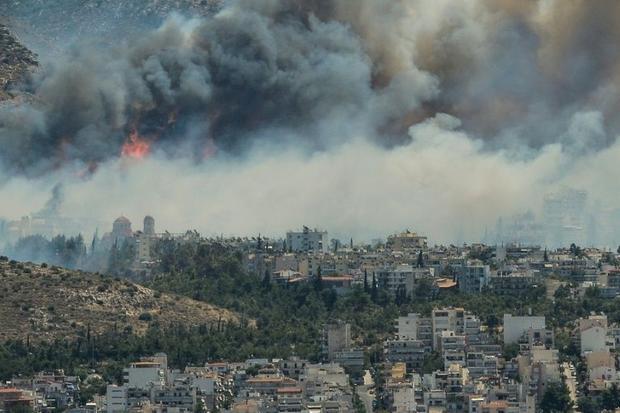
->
0, 23, 37, 100
0, 257, 245, 342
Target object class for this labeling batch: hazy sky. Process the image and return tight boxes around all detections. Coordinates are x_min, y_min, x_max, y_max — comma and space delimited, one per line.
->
2, 0, 620, 243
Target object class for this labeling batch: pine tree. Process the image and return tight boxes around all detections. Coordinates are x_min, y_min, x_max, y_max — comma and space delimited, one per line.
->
417, 251, 424, 268
539, 381, 573, 413
314, 266, 323, 291
371, 272, 378, 302
262, 269, 271, 290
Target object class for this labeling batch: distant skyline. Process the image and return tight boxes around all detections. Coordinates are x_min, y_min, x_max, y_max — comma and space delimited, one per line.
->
2, 1, 620, 245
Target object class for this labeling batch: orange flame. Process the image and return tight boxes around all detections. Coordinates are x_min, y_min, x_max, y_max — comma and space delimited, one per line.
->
121, 128, 151, 159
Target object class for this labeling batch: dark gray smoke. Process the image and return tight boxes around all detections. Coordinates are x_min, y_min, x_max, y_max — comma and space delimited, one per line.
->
35, 183, 63, 218
1, 0, 620, 175
0, 0, 435, 175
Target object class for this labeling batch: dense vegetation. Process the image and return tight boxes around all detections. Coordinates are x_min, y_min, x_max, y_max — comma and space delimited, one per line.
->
2, 239, 620, 391
6, 235, 88, 269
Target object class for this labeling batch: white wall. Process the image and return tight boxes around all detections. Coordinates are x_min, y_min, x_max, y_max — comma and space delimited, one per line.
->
503, 315, 546, 344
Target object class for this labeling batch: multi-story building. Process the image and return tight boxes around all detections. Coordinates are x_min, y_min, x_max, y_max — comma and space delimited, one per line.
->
151, 382, 196, 413
577, 314, 608, 354
489, 271, 535, 296
456, 264, 490, 294
392, 384, 418, 413
286, 227, 328, 253
387, 231, 428, 251
377, 264, 430, 297
432, 308, 465, 350
465, 353, 498, 379
439, 331, 466, 369
279, 357, 309, 380
385, 339, 428, 371
0, 388, 35, 412
332, 349, 365, 375
503, 315, 546, 345
123, 357, 167, 390
106, 385, 128, 413
396, 313, 433, 350
276, 387, 303, 412
517, 347, 561, 398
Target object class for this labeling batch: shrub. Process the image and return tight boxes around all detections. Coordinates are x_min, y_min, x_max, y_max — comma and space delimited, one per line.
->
138, 312, 153, 322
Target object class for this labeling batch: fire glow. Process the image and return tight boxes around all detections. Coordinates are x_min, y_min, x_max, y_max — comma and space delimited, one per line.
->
121, 128, 150, 159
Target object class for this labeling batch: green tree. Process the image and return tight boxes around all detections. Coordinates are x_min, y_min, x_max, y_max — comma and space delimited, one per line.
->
601, 383, 620, 411
314, 266, 323, 291
421, 351, 443, 374
577, 397, 599, 413
262, 269, 271, 290
502, 343, 519, 360
194, 398, 207, 413
539, 381, 573, 413
78, 376, 107, 405
371, 272, 378, 302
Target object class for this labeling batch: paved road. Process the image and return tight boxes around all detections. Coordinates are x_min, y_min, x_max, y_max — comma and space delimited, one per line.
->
357, 369, 375, 412
562, 362, 578, 406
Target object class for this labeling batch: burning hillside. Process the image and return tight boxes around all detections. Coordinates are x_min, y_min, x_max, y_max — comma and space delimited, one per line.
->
0, 24, 37, 100
2, 0, 620, 182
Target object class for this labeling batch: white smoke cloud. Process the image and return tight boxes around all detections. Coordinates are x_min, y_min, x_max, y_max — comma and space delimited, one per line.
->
3, 0, 620, 245
3, 113, 600, 244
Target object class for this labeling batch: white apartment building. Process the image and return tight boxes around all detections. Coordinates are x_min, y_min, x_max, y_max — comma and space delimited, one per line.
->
393, 384, 418, 413
286, 227, 328, 253
396, 313, 433, 349
503, 315, 546, 344
432, 308, 465, 350
123, 361, 166, 389
106, 385, 127, 413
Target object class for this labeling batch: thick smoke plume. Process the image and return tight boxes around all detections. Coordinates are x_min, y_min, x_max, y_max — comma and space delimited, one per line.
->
0, 1, 436, 174
2, 0, 620, 243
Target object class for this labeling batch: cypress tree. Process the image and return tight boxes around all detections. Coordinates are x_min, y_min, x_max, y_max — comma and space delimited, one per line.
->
371, 272, 378, 302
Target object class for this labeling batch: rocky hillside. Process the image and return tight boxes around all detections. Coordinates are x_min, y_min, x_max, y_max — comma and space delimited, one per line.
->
0, 0, 220, 51
0, 258, 246, 341
0, 24, 37, 100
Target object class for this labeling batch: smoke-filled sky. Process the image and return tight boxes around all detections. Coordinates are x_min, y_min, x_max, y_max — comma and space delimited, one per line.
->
1, 0, 620, 243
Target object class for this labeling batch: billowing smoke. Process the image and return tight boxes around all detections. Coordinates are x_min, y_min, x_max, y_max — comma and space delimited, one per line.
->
0, 0, 437, 174
2, 0, 620, 244
36, 183, 63, 218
